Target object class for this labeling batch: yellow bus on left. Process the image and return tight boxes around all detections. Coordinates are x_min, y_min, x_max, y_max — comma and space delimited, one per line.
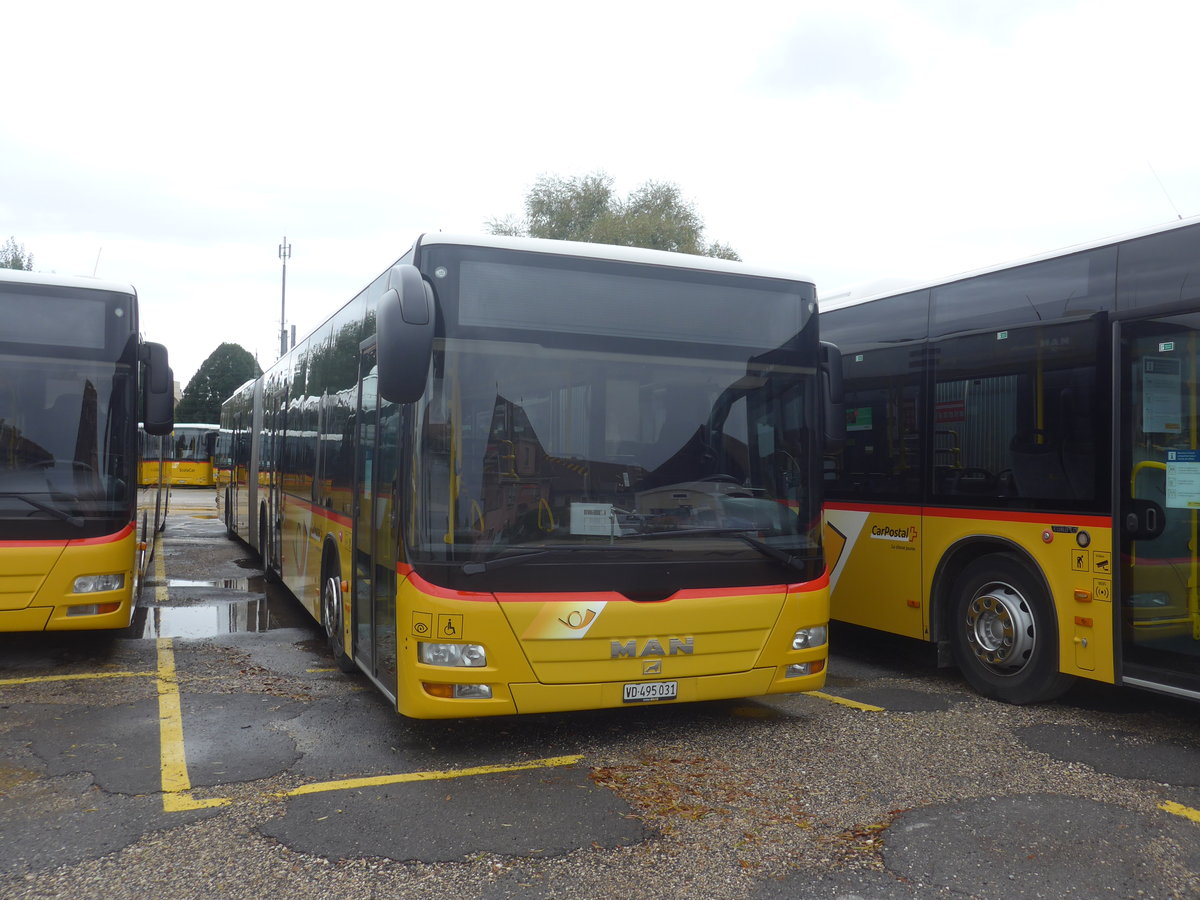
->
0, 268, 173, 631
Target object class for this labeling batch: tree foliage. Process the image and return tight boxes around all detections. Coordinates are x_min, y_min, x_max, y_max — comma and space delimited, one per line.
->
175, 343, 262, 423
1, 236, 33, 270
487, 173, 740, 260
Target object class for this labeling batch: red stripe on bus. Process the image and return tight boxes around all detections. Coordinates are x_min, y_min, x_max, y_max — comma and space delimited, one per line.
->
4, 522, 136, 549
283, 492, 353, 529
399, 565, 821, 603
826, 501, 1109, 528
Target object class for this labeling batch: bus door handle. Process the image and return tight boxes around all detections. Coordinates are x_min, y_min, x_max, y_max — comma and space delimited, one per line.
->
1124, 499, 1165, 540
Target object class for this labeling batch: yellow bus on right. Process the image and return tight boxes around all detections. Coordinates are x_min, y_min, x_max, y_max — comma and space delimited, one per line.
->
821, 217, 1200, 704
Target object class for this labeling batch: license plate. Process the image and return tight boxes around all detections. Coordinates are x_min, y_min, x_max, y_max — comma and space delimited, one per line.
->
622, 681, 678, 703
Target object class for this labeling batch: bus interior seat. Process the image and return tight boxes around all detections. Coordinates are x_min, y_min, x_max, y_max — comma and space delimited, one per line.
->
1009, 429, 1073, 499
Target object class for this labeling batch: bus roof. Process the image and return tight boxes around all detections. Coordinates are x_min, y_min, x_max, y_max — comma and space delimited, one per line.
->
0, 267, 136, 296
416, 232, 814, 284
820, 215, 1200, 313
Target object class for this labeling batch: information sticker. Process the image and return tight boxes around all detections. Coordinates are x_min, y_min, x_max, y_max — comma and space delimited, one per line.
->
1166, 449, 1200, 509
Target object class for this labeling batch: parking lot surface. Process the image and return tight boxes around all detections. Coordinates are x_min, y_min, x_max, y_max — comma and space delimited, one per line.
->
0, 489, 1197, 899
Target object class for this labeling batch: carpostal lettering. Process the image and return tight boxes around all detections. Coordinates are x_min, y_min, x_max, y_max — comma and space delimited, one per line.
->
870, 524, 917, 542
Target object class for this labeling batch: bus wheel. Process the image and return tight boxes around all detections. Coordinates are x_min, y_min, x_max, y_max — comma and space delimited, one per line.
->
950, 554, 1071, 705
322, 573, 355, 673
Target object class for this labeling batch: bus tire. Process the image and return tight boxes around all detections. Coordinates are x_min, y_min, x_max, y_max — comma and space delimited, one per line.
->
322, 570, 356, 673
950, 553, 1072, 705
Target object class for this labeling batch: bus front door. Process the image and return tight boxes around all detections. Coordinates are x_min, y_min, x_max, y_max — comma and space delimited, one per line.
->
1117, 313, 1200, 699
352, 344, 399, 700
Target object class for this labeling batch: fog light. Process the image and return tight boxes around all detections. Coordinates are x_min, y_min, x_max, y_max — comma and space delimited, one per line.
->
67, 602, 122, 617
792, 625, 828, 649
785, 660, 825, 677
422, 682, 493, 699
418, 642, 487, 667
73, 574, 125, 594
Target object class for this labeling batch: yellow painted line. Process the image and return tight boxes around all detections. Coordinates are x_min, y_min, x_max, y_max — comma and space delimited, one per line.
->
808, 690, 885, 712
153, 542, 230, 812
0, 671, 153, 687
1161, 801, 1200, 823
280, 754, 586, 798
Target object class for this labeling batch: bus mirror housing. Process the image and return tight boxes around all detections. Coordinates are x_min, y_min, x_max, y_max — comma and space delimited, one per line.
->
820, 341, 845, 453
142, 342, 174, 435
377, 264, 436, 404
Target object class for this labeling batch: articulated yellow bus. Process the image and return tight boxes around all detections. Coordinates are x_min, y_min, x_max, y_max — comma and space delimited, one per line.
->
221, 233, 842, 718
0, 268, 173, 631
138, 423, 218, 487
821, 218, 1200, 704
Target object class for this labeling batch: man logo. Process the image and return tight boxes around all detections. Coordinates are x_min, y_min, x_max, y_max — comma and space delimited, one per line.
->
643, 659, 663, 675
558, 609, 598, 630
611, 637, 695, 658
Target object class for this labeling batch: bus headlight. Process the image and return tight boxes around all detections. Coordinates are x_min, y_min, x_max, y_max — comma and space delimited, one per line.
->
418, 642, 487, 667
792, 625, 828, 649
73, 574, 126, 594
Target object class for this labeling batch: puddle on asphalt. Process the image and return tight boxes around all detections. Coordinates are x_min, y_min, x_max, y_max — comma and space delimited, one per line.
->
168, 577, 259, 591
136, 575, 312, 639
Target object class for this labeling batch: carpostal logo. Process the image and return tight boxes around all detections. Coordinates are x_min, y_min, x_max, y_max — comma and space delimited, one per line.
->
870, 524, 918, 543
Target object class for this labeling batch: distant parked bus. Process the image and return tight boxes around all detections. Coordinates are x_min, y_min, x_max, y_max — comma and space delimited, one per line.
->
221, 233, 842, 718
138, 423, 218, 487
0, 268, 172, 631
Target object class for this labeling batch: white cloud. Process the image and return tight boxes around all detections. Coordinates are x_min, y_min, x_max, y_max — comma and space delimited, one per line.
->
4, 0, 1200, 385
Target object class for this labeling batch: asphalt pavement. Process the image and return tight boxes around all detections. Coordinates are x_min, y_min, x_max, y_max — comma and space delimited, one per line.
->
0, 488, 1197, 899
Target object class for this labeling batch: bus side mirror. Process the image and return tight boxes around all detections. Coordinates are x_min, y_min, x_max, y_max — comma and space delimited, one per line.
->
142, 342, 174, 435
820, 341, 845, 453
377, 264, 436, 404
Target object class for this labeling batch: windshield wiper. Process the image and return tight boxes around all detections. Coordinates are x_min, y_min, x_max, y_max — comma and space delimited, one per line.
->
0, 492, 85, 528
734, 534, 808, 574
461, 545, 658, 575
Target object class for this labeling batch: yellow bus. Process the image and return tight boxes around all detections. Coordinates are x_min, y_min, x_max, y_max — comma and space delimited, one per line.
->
0, 268, 173, 631
138, 423, 218, 487
821, 218, 1200, 704
221, 233, 842, 718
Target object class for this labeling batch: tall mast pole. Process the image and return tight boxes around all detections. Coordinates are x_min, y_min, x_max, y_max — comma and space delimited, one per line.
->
278, 237, 292, 358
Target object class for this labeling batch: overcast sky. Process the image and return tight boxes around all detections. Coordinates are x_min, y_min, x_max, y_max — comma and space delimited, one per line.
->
5, 0, 1199, 389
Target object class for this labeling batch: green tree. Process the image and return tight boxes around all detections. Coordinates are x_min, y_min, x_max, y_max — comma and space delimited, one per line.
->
487, 172, 740, 260
1, 237, 33, 270
175, 343, 262, 423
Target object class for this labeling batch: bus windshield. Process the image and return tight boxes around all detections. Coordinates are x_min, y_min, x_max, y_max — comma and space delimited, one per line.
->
0, 355, 136, 539
407, 245, 822, 588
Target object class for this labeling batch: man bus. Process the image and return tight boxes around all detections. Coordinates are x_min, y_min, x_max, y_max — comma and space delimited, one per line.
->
821, 217, 1200, 704
0, 268, 172, 631
221, 233, 841, 718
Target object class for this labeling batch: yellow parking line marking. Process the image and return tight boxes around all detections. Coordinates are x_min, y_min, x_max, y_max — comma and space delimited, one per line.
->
0, 671, 152, 687
153, 543, 230, 812
1161, 801, 1200, 823
280, 754, 586, 798
808, 690, 885, 712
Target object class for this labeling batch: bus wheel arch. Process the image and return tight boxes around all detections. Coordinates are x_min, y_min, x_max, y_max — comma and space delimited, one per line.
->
321, 542, 355, 673
934, 543, 1071, 704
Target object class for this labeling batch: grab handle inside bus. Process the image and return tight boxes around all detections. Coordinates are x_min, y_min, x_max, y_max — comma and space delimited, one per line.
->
141, 341, 174, 435
377, 264, 436, 404
820, 341, 845, 453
